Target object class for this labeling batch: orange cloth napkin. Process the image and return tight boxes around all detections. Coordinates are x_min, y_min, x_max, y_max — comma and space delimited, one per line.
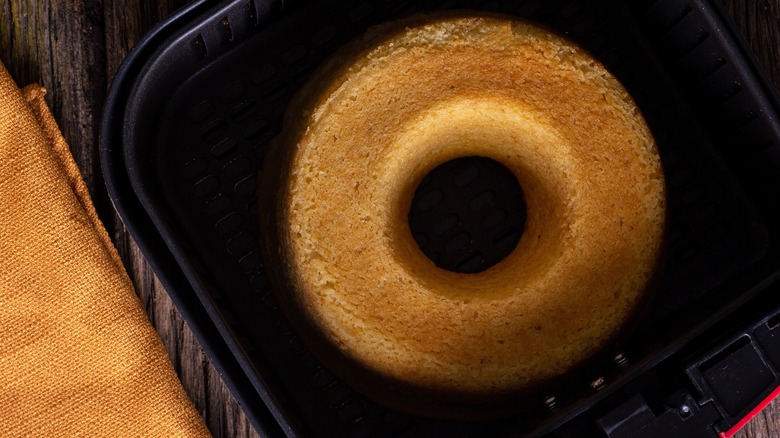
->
0, 61, 211, 436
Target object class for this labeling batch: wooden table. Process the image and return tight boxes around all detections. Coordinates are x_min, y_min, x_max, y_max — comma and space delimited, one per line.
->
1, 1, 778, 437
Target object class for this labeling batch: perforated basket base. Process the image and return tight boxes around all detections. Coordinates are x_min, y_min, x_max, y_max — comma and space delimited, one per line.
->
115, 0, 780, 436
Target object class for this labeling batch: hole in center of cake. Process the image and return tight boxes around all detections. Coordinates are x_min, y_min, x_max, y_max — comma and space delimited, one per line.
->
408, 156, 526, 274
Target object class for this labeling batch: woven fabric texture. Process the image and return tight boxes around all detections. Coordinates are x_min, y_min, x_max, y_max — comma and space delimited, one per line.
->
0, 61, 211, 437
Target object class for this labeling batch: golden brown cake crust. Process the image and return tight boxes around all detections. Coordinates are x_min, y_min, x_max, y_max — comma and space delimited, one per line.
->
259, 12, 665, 419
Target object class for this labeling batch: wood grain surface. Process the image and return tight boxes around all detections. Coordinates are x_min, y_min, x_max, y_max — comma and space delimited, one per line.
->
0, 1, 778, 437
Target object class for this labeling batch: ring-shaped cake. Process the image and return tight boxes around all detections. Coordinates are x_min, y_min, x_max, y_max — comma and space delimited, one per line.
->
259, 13, 666, 418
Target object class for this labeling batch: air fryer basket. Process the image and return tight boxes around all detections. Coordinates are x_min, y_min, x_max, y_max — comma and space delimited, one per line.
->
103, 0, 780, 436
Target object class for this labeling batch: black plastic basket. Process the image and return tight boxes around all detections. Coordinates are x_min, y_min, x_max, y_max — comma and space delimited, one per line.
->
100, 0, 780, 436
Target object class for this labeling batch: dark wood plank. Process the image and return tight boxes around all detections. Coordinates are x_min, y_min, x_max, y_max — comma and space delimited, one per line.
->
0, 0, 778, 437
726, 0, 780, 90
726, 2, 780, 437
737, 396, 780, 438
0, 0, 108, 214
